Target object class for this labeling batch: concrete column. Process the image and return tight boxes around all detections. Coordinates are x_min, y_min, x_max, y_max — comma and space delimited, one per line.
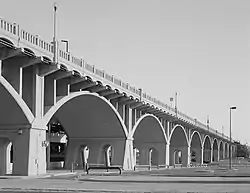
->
0, 138, 11, 175
222, 143, 226, 159
12, 127, 46, 176
165, 142, 170, 166
22, 65, 44, 117
123, 138, 134, 170
132, 109, 136, 128
125, 105, 132, 132
166, 121, 170, 139
201, 146, 204, 164
118, 103, 125, 120
210, 148, 213, 163
187, 145, 191, 166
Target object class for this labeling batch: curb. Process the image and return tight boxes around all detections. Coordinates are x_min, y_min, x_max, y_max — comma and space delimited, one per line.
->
0, 188, 130, 193
78, 178, 250, 184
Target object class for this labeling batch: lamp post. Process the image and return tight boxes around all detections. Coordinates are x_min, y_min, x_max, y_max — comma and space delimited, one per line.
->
175, 92, 178, 116
53, 2, 57, 63
229, 106, 236, 169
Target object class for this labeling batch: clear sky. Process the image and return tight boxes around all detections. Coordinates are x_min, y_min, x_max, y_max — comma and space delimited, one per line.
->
1, 0, 249, 143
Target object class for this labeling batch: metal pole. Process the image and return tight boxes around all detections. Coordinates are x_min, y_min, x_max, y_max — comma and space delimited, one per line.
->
229, 108, 232, 169
175, 92, 177, 116
53, 3, 57, 63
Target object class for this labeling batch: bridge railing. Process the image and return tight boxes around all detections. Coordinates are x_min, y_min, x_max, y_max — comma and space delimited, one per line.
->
0, 17, 230, 142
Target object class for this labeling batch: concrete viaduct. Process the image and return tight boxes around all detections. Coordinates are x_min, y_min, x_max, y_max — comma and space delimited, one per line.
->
0, 17, 236, 176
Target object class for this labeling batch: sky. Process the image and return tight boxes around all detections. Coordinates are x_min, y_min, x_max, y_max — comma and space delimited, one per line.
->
0, 0, 249, 144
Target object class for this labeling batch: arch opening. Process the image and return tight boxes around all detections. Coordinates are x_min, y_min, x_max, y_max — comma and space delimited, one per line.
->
149, 148, 159, 166
212, 139, 219, 162
169, 126, 189, 166
174, 150, 182, 165
45, 93, 127, 170
203, 136, 212, 163
190, 132, 202, 164
219, 141, 223, 160
0, 137, 12, 175
132, 114, 167, 167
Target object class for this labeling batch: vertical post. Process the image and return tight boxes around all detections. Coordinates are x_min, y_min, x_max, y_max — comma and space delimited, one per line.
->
53, 3, 57, 64
229, 109, 232, 169
175, 92, 177, 116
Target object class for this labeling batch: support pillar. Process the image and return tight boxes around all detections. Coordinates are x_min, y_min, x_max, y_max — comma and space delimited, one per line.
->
210, 148, 213, 163
165, 142, 170, 166
125, 105, 132, 132
123, 138, 134, 170
12, 127, 46, 176
201, 146, 204, 164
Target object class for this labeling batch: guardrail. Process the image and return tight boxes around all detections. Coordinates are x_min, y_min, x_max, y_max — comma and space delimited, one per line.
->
0, 17, 230, 141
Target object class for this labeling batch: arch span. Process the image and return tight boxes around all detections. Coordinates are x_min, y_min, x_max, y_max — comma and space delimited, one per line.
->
190, 131, 202, 164
43, 91, 129, 169
131, 114, 167, 142
44, 91, 128, 137
0, 76, 34, 126
131, 114, 167, 166
169, 125, 189, 166
169, 125, 189, 144
212, 138, 219, 162
203, 135, 212, 163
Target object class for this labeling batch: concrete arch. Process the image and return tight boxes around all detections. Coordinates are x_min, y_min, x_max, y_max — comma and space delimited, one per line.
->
189, 131, 202, 164
0, 75, 34, 126
212, 138, 219, 162
189, 131, 202, 147
202, 135, 212, 148
169, 125, 189, 166
43, 91, 128, 137
203, 135, 212, 163
44, 91, 129, 169
169, 125, 189, 144
130, 114, 167, 142
131, 114, 167, 166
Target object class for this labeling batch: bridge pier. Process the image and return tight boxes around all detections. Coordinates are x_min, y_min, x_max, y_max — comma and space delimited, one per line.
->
12, 127, 46, 176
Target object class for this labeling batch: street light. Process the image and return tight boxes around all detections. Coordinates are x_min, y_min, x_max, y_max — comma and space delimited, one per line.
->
53, 2, 57, 63
229, 106, 236, 169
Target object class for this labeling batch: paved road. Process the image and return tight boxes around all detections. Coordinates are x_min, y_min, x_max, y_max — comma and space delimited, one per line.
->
0, 176, 250, 193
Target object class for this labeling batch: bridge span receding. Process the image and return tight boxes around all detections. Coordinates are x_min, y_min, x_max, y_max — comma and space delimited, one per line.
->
0, 17, 236, 176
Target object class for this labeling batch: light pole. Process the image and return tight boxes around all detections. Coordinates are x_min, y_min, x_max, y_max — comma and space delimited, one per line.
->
175, 92, 178, 116
53, 2, 57, 63
170, 97, 174, 108
229, 106, 236, 169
